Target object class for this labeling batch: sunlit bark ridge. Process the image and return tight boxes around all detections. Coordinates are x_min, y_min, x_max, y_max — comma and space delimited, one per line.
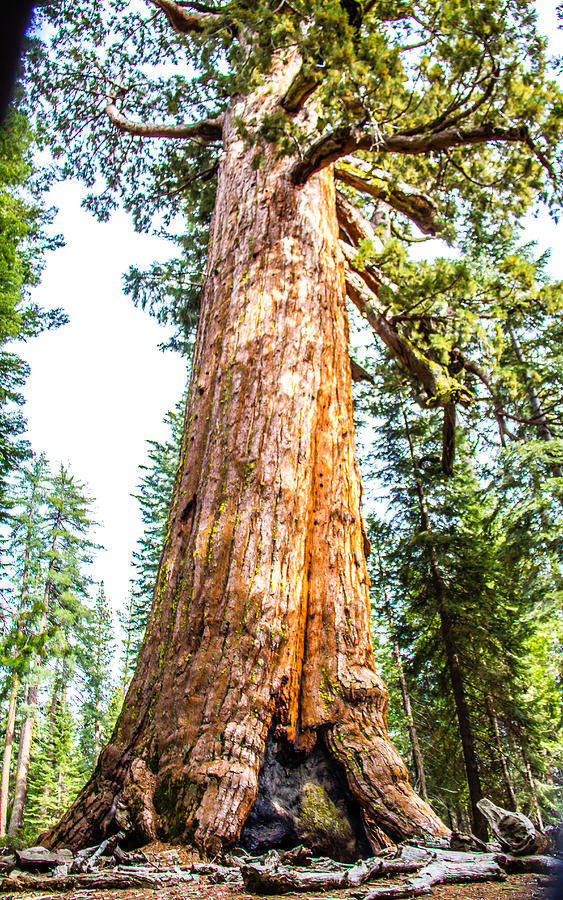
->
45, 52, 447, 856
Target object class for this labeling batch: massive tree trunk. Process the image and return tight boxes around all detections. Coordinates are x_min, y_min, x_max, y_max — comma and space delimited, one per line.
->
45, 57, 447, 857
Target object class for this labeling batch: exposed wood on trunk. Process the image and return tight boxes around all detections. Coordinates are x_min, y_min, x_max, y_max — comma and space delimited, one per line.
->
45, 52, 447, 856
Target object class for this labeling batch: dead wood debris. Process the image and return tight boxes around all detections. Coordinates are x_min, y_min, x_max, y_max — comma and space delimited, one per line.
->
0, 832, 559, 898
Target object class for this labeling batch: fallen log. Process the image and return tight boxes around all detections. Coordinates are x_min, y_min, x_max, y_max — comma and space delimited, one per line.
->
477, 797, 547, 855
497, 854, 562, 875
241, 858, 381, 894
240, 857, 423, 894
71, 831, 125, 873
361, 856, 507, 899
190, 862, 244, 884
0, 865, 198, 892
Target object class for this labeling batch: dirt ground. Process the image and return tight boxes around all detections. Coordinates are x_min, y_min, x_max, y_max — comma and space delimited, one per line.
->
3, 873, 550, 900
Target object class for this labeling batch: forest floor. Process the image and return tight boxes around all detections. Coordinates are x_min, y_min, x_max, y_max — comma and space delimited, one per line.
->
6, 873, 548, 900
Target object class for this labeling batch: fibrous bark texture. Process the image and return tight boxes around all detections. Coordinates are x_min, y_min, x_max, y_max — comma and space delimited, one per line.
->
45, 54, 447, 856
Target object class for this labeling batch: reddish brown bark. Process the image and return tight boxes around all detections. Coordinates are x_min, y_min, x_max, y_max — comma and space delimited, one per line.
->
45, 55, 447, 857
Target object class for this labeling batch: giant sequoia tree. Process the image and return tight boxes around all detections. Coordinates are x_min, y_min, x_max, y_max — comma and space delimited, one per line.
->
32, 0, 562, 855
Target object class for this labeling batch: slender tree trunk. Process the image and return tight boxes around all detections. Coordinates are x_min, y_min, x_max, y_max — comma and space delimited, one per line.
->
510, 723, 544, 830
8, 504, 62, 835
0, 675, 19, 836
94, 722, 101, 763
380, 590, 429, 803
8, 680, 38, 834
391, 633, 429, 804
436, 603, 487, 840
401, 405, 487, 841
94, 631, 102, 761
507, 323, 556, 446
484, 695, 517, 810
0, 463, 43, 835
522, 749, 544, 830
44, 56, 447, 856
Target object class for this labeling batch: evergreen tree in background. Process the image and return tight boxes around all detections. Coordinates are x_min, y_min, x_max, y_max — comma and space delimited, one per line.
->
23, 694, 83, 840
4, 463, 98, 836
361, 352, 562, 834
0, 453, 48, 836
126, 396, 185, 661
0, 107, 65, 519
79, 582, 115, 770
116, 592, 138, 695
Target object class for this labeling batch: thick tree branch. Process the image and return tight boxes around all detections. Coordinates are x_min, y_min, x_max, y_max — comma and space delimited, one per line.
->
350, 357, 375, 384
291, 122, 530, 184
336, 196, 471, 409
281, 66, 322, 113
148, 0, 221, 34
336, 189, 384, 253
336, 163, 440, 235
442, 400, 456, 476
340, 238, 388, 299
344, 264, 470, 408
105, 96, 224, 141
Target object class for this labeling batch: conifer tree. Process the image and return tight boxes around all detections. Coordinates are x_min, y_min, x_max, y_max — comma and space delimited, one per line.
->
0, 108, 65, 518
127, 397, 185, 661
79, 583, 115, 769
364, 358, 562, 832
0, 453, 48, 836
24, 694, 84, 839
28, 0, 563, 853
8, 464, 97, 835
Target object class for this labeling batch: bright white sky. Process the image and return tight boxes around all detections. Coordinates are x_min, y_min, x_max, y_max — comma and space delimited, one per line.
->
19, 182, 187, 618
18, 0, 563, 626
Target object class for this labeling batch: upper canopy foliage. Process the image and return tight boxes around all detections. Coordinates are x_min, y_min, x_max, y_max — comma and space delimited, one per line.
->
24, 0, 563, 469
28, 0, 562, 228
